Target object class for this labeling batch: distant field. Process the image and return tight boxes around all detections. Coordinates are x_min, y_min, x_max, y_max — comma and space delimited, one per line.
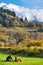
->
0, 53, 43, 65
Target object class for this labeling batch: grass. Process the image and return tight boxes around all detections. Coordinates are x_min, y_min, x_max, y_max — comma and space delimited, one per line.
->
0, 53, 43, 65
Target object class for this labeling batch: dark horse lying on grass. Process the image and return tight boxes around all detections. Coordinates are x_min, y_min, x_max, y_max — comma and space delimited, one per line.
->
6, 55, 13, 62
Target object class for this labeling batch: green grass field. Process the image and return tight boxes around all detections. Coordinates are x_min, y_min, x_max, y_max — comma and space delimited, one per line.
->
0, 53, 43, 65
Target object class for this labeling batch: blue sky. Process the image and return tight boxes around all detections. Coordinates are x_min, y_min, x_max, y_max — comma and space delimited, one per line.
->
0, 0, 43, 9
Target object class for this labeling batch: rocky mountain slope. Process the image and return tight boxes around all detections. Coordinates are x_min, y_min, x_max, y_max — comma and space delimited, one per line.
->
0, 3, 43, 22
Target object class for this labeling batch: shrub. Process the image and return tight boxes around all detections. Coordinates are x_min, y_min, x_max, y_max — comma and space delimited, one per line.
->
33, 46, 40, 55
0, 42, 4, 47
26, 46, 40, 56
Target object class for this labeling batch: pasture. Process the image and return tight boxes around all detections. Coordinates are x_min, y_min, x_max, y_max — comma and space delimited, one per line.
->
0, 53, 43, 65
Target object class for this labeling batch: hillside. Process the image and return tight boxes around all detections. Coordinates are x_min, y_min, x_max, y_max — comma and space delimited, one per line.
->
0, 1, 43, 65
0, 7, 43, 45
0, 7, 43, 57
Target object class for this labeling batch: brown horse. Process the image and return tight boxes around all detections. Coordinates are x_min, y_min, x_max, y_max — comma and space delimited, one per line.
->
15, 57, 22, 62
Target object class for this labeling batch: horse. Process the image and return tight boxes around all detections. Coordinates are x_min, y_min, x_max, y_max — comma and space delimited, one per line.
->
15, 56, 22, 62
6, 55, 13, 62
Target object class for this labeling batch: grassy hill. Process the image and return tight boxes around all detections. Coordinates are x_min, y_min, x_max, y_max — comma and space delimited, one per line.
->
0, 53, 43, 65
0, 7, 43, 58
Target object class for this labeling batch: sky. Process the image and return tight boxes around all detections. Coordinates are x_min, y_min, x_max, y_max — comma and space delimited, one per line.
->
0, 0, 43, 9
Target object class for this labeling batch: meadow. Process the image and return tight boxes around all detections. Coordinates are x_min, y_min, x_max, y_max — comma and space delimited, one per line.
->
0, 53, 43, 65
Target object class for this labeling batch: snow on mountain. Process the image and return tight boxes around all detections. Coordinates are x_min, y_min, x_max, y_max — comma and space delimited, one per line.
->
0, 3, 43, 22
0, 3, 7, 7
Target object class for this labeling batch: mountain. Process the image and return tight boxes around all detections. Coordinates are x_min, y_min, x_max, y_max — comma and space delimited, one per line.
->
0, 3, 43, 22
0, 3, 43, 53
